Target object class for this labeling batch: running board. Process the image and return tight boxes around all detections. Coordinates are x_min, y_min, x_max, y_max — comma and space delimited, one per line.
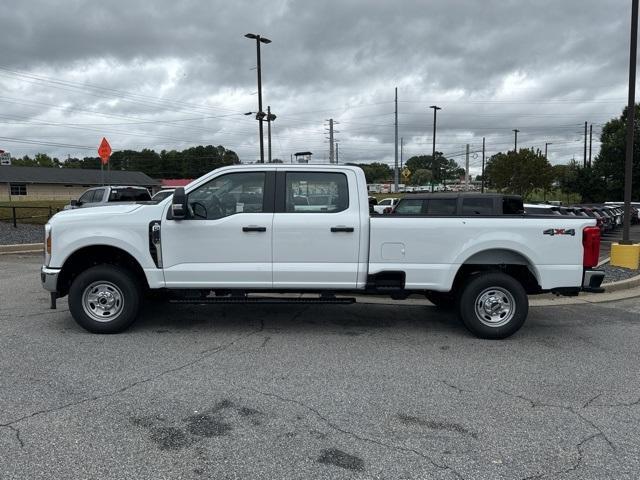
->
169, 296, 356, 305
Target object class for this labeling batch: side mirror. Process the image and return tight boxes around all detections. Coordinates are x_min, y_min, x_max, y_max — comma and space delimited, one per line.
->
70, 199, 79, 207
171, 187, 187, 219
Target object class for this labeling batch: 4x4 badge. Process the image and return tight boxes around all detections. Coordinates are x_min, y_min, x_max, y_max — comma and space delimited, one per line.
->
543, 228, 575, 236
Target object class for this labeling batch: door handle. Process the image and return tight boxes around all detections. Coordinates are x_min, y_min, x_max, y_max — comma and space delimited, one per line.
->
242, 226, 267, 232
331, 226, 354, 233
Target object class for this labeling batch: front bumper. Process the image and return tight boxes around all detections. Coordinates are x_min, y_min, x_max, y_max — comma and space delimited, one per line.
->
41, 266, 60, 292
582, 269, 605, 293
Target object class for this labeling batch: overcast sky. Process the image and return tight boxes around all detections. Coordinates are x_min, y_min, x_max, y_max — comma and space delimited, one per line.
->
0, 0, 635, 173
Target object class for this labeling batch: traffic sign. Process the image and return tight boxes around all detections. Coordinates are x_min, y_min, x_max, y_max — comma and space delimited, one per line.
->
98, 137, 111, 164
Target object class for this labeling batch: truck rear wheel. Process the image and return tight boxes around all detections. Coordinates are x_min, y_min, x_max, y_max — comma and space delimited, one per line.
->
458, 272, 528, 339
68, 264, 141, 334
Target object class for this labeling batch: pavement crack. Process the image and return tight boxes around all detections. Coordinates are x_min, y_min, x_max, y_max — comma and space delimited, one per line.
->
439, 380, 468, 394
0, 425, 24, 448
239, 385, 458, 475
582, 393, 602, 408
0, 325, 263, 445
496, 389, 615, 451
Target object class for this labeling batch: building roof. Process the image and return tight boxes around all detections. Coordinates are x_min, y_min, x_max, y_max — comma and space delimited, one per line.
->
0, 165, 159, 186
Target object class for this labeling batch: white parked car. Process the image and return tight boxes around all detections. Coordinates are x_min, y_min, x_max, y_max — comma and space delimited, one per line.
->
41, 165, 604, 339
373, 197, 399, 214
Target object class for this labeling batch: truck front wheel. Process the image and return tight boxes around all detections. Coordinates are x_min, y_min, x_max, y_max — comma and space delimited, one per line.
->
68, 264, 141, 333
458, 272, 528, 339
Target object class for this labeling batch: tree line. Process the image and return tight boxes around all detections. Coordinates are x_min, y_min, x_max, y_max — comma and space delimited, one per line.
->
484, 104, 640, 202
10, 145, 240, 179
7, 103, 638, 199
349, 154, 466, 185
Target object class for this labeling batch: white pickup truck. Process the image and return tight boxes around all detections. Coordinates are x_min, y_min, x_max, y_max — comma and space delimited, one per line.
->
41, 165, 604, 339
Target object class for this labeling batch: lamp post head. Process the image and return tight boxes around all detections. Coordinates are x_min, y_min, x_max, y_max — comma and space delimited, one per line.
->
429, 105, 442, 111
245, 33, 271, 44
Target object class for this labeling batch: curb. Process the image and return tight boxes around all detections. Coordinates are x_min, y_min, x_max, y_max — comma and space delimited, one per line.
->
601, 273, 640, 292
0, 243, 43, 255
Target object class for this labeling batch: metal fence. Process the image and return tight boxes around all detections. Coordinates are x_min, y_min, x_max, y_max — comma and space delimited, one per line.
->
0, 206, 61, 227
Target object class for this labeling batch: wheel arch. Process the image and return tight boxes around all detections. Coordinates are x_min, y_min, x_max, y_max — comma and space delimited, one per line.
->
451, 248, 542, 294
57, 245, 149, 297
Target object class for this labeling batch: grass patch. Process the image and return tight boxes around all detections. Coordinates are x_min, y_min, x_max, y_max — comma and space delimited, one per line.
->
0, 201, 67, 225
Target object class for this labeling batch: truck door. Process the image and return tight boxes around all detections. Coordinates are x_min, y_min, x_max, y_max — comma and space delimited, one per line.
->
272, 170, 360, 289
161, 171, 274, 288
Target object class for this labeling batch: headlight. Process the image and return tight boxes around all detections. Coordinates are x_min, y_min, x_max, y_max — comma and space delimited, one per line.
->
44, 223, 51, 266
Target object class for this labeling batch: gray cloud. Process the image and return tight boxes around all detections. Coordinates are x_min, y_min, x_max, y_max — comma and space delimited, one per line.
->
0, 0, 634, 172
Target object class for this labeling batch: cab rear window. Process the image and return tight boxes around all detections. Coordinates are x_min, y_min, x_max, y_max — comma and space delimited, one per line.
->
109, 188, 151, 202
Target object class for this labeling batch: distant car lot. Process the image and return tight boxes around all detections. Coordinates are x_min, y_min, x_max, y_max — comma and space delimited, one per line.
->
2, 254, 640, 479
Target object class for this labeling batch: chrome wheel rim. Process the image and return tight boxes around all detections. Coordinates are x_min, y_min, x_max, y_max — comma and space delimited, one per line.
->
474, 287, 515, 327
82, 281, 124, 322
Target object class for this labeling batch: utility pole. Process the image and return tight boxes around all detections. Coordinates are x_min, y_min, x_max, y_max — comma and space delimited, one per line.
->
245, 33, 271, 163
329, 119, 334, 163
266, 106, 276, 163
481, 137, 486, 193
583, 121, 588, 167
430, 105, 441, 192
513, 129, 520, 152
394, 87, 399, 193
325, 119, 339, 163
400, 137, 404, 170
335, 142, 339, 164
465, 144, 470, 191
622, 0, 638, 246
589, 124, 593, 166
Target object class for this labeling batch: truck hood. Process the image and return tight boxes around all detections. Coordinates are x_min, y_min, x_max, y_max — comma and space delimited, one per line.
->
51, 203, 145, 221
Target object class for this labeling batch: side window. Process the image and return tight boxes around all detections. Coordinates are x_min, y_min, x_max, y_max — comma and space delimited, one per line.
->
394, 199, 424, 215
379, 199, 391, 206
426, 198, 457, 215
78, 190, 94, 203
9, 183, 27, 196
188, 172, 265, 220
285, 172, 348, 213
461, 197, 494, 215
503, 197, 524, 214
92, 188, 105, 202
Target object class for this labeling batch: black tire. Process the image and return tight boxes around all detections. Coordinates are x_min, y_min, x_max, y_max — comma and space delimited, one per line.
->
457, 272, 528, 339
68, 264, 141, 333
425, 291, 456, 309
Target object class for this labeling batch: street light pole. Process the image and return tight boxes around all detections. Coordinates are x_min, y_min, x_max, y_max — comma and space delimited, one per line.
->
245, 33, 271, 163
430, 105, 441, 192
545, 142, 552, 159
622, 0, 638, 245
513, 129, 520, 152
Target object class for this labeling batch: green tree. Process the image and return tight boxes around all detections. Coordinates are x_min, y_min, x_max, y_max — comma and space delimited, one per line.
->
411, 168, 433, 186
348, 162, 392, 183
592, 104, 640, 200
484, 149, 553, 199
405, 154, 463, 185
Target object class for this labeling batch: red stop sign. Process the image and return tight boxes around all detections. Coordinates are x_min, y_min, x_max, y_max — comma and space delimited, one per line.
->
98, 137, 112, 164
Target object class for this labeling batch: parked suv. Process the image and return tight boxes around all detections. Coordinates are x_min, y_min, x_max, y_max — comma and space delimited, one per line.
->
64, 186, 151, 210
392, 193, 524, 216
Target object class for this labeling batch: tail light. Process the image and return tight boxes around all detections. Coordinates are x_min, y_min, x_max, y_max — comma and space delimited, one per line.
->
582, 226, 600, 268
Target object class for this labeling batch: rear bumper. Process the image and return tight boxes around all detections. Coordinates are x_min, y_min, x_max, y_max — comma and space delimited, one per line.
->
41, 266, 60, 292
582, 269, 605, 293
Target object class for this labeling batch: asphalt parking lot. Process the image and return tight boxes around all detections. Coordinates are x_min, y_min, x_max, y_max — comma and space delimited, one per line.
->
1, 254, 640, 479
